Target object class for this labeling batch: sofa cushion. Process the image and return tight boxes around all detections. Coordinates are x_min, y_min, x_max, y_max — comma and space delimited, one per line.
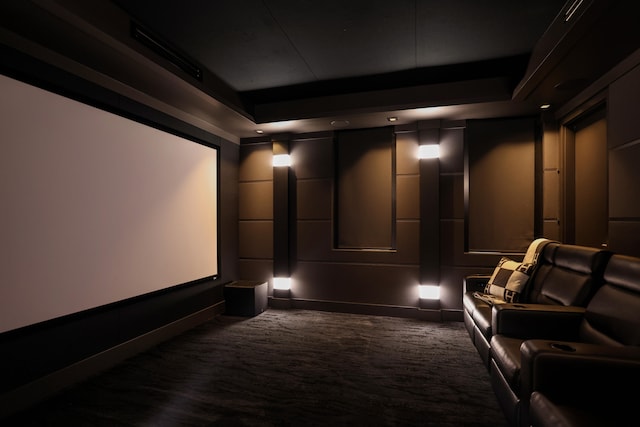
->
529, 391, 607, 427
490, 335, 525, 393
525, 244, 609, 306
581, 253, 640, 346
472, 304, 493, 340
484, 257, 533, 303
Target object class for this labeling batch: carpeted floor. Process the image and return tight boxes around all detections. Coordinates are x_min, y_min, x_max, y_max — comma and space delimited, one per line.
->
4, 309, 507, 426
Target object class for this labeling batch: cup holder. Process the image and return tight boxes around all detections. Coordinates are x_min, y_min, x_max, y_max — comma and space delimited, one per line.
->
550, 343, 576, 352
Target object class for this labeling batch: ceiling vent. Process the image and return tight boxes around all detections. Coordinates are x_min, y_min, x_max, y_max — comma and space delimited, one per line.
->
131, 22, 202, 81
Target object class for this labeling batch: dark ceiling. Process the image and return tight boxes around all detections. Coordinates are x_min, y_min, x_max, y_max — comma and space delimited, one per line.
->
1, 0, 637, 140
111, 0, 568, 136
114, 0, 564, 91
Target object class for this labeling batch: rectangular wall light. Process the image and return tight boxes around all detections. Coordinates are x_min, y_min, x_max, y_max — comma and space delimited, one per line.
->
419, 284, 440, 300
272, 154, 292, 167
273, 277, 292, 290
418, 144, 440, 159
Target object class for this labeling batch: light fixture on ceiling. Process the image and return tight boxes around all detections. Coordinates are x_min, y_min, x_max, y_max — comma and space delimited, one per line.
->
330, 120, 350, 128
564, 0, 584, 22
255, 129, 264, 134
539, 104, 551, 110
387, 117, 398, 122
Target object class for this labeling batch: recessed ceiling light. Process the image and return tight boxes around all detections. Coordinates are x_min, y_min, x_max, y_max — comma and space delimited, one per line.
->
330, 120, 350, 128
539, 104, 551, 110
255, 129, 264, 134
387, 117, 398, 122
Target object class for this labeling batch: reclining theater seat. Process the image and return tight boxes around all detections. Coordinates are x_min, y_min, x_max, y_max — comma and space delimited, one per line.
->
489, 253, 640, 427
463, 240, 610, 368
463, 238, 555, 367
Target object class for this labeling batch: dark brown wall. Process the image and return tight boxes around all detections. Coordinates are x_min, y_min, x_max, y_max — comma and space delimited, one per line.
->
237, 54, 640, 319
608, 62, 640, 256
238, 119, 541, 320
238, 141, 275, 284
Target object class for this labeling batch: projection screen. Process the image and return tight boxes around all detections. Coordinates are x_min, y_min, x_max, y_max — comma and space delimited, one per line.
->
0, 74, 218, 333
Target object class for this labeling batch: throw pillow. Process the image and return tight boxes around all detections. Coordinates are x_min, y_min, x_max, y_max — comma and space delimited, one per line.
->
484, 257, 533, 303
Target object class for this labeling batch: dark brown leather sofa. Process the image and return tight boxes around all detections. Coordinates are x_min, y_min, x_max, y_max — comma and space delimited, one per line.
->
489, 253, 640, 426
463, 241, 611, 368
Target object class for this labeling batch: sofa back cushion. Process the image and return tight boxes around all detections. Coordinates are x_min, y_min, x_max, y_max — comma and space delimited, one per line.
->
524, 244, 609, 306
481, 238, 555, 303
483, 257, 533, 303
580, 254, 640, 346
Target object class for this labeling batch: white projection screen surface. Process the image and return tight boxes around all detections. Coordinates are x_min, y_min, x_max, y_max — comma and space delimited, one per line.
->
0, 74, 218, 333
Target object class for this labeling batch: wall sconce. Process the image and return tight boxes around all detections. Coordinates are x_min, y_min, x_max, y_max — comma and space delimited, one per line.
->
273, 277, 291, 290
418, 144, 440, 159
272, 154, 292, 167
273, 277, 292, 299
419, 284, 440, 310
419, 284, 440, 300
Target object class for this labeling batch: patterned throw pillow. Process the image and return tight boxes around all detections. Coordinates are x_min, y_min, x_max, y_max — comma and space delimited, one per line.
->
484, 257, 533, 303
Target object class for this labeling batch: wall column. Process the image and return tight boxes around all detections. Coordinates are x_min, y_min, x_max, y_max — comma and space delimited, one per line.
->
419, 121, 441, 310
272, 135, 295, 302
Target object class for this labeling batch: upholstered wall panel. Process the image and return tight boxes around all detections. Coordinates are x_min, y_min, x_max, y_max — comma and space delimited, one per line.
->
239, 143, 273, 181
291, 134, 334, 179
335, 127, 395, 249
396, 132, 420, 175
238, 259, 273, 284
608, 222, 640, 258
607, 62, 640, 256
239, 181, 273, 220
574, 114, 608, 248
609, 143, 640, 217
609, 64, 640, 149
397, 175, 420, 219
292, 262, 420, 307
238, 221, 273, 259
543, 170, 560, 220
297, 221, 419, 265
439, 126, 465, 174
297, 179, 332, 220
239, 141, 274, 284
466, 117, 537, 253
440, 174, 464, 219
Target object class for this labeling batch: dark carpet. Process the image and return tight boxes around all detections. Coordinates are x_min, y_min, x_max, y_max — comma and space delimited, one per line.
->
5, 309, 507, 426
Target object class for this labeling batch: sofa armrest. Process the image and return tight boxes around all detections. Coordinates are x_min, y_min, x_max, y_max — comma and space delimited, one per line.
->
492, 303, 585, 340
521, 339, 640, 406
464, 275, 491, 293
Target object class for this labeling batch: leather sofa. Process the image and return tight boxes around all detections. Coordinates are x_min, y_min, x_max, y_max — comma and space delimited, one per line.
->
529, 390, 635, 427
489, 253, 640, 426
463, 240, 610, 368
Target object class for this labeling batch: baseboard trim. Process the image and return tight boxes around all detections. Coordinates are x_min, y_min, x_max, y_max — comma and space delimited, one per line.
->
0, 301, 224, 419
268, 297, 464, 322
268, 297, 459, 321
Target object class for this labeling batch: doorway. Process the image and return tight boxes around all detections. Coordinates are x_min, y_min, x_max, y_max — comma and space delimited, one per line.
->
563, 106, 608, 248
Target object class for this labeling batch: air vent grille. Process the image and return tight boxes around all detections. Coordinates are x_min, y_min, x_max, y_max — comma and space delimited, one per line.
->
131, 22, 202, 81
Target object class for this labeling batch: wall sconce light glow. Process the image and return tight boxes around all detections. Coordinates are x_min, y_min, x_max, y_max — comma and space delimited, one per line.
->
273, 277, 292, 290
272, 154, 292, 167
418, 144, 440, 159
419, 284, 440, 300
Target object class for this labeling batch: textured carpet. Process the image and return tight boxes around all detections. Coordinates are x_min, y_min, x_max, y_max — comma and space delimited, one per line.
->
5, 309, 507, 426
